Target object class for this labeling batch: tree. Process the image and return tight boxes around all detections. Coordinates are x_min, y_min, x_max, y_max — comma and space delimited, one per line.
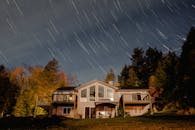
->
0, 65, 19, 117
130, 48, 146, 87
126, 66, 139, 87
104, 68, 115, 83
152, 52, 179, 110
177, 27, 195, 108
13, 66, 43, 117
145, 47, 162, 75
148, 75, 160, 98
10, 67, 27, 93
118, 65, 129, 87
43, 58, 59, 84
13, 58, 69, 117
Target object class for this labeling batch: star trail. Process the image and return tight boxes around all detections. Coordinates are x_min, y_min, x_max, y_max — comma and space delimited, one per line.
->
0, 0, 194, 83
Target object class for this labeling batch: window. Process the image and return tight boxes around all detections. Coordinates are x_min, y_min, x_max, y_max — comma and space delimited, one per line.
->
68, 94, 73, 101
132, 93, 141, 100
107, 89, 114, 100
90, 86, 95, 101
81, 89, 87, 98
132, 93, 137, 101
63, 107, 72, 114
137, 93, 141, 100
98, 86, 104, 98
64, 95, 68, 101
63, 95, 73, 102
56, 95, 63, 101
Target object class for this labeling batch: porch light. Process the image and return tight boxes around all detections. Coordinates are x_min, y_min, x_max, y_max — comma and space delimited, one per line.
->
110, 98, 114, 101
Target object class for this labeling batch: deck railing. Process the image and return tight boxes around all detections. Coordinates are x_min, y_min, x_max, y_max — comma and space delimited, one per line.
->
123, 94, 151, 104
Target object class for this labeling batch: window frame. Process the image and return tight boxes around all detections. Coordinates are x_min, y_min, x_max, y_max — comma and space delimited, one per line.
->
98, 86, 104, 98
81, 89, 87, 98
90, 86, 95, 101
107, 88, 114, 100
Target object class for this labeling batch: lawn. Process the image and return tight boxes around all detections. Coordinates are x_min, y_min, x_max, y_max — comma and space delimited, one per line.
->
0, 115, 195, 130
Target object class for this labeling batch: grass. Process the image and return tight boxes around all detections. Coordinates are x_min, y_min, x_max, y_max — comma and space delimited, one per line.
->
1, 115, 195, 130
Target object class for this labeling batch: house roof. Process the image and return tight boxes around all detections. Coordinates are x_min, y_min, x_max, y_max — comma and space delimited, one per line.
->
75, 79, 118, 90
55, 86, 76, 91
117, 88, 149, 92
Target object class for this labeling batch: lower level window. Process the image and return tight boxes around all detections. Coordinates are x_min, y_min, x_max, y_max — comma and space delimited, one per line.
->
63, 107, 72, 114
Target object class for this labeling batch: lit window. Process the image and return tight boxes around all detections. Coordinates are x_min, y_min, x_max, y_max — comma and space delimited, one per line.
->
63, 95, 73, 102
81, 89, 87, 98
98, 86, 104, 98
107, 89, 114, 100
69, 95, 73, 100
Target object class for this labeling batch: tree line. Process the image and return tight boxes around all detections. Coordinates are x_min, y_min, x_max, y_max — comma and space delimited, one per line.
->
1, 27, 194, 117
116, 27, 195, 111
0, 58, 75, 117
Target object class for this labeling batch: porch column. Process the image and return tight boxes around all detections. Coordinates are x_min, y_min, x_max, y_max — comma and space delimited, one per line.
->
115, 105, 118, 117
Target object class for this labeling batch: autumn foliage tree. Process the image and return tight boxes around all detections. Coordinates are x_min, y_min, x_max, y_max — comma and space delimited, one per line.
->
13, 58, 69, 117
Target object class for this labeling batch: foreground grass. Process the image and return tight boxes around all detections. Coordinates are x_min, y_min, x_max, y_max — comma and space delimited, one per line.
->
1, 115, 195, 130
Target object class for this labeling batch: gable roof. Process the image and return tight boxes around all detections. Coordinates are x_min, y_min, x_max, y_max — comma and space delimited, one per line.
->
75, 79, 118, 90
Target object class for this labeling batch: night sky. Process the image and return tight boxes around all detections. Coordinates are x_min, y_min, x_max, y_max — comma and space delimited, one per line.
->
0, 0, 194, 84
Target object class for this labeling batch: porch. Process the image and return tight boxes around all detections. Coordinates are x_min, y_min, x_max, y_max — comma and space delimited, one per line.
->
84, 103, 118, 119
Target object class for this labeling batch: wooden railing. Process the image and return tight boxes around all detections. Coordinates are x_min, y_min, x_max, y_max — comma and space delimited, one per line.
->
123, 94, 151, 104
53, 99, 75, 103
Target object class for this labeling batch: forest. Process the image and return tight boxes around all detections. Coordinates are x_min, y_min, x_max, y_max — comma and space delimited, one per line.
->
0, 27, 195, 117
116, 27, 195, 112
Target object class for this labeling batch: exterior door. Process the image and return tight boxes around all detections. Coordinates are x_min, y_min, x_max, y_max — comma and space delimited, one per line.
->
91, 108, 95, 118
85, 107, 89, 118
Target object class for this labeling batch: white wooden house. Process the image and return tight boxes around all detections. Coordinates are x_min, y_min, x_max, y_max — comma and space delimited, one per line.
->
51, 80, 152, 119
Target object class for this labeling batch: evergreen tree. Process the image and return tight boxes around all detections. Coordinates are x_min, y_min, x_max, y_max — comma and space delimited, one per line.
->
126, 67, 139, 87
43, 58, 59, 84
177, 27, 195, 108
145, 47, 162, 83
153, 52, 179, 109
130, 48, 146, 87
118, 65, 129, 87
104, 68, 115, 83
